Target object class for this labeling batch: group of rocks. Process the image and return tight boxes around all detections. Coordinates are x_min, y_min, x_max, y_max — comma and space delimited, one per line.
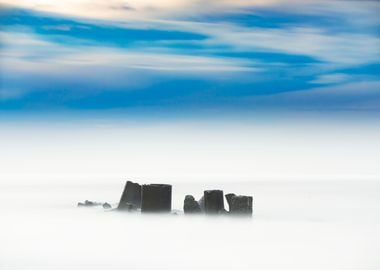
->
118, 181, 172, 212
184, 191, 253, 215
77, 200, 111, 209
78, 180, 253, 216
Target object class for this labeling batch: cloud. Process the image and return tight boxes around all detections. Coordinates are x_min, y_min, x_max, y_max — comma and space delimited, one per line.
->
310, 73, 351, 84
0, 31, 261, 104
1, 1, 379, 111
42, 24, 72, 31
183, 23, 380, 66
0, 31, 258, 74
2, 3, 379, 67
2, 0, 378, 22
245, 80, 380, 110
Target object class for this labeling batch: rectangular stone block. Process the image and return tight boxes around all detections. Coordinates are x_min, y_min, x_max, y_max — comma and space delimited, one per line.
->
204, 190, 224, 214
141, 184, 172, 212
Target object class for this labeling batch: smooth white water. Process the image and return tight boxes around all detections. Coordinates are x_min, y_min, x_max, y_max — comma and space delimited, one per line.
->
1, 180, 379, 270
1, 118, 379, 269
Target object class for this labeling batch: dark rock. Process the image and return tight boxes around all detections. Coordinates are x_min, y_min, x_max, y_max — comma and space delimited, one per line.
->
225, 193, 253, 216
121, 202, 138, 212
85, 200, 96, 206
204, 190, 225, 214
198, 196, 205, 211
118, 181, 142, 210
77, 200, 100, 207
103, 202, 112, 209
141, 184, 172, 213
225, 193, 236, 207
183, 195, 201, 214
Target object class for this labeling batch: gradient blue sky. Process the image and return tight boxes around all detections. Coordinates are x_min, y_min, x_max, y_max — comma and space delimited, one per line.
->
0, 0, 379, 115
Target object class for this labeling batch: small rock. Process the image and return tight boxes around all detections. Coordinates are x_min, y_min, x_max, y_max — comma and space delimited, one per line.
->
85, 200, 95, 206
77, 200, 100, 207
184, 195, 201, 214
103, 202, 112, 209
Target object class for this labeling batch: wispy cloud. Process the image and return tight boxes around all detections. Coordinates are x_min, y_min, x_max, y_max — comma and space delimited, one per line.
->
245, 81, 380, 110
0, 31, 258, 74
169, 21, 380, 66
1, 1, 379, 112
2, 1, 378, 21
310, 73, 351, 84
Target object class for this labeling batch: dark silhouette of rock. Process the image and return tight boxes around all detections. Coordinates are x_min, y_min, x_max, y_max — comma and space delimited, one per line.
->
225, 193, 236, 207
225, 193, 253, 216
118, 181, 142, 210
204, 190, 225, 214
198, 195, 205, 211
77, 200, 101, 207
102, 202, 112, 209
183, 195, 201, 214
121, 203, 138, 211
141, 184, 172, 213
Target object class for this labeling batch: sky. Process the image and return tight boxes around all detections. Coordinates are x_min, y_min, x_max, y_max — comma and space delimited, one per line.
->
0, 0, 379, 116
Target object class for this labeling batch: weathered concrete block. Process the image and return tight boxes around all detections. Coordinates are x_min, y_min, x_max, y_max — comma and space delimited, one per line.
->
141, 184, 172, 212
118, 181, 142, 210
225, 193, 253, 215
184, 195, 201, 214
204, 190, 225, 214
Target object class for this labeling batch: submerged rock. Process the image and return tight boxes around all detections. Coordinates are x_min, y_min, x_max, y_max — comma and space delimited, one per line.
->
102, 202, 112, 209
225, 193, 253, 216
141, 184, 172, 213
77, 200, 101, 207
183, 195, 201, 214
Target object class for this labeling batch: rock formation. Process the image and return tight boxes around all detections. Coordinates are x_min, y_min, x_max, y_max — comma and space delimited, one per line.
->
141, 184, 172, 212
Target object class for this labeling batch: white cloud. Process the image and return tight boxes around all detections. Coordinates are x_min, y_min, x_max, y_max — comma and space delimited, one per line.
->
111, 18, 380, 66
42, 25, 72, 31
2, 1, 379, 67
246, 80, 380, 110
0, 31, 261, 99
2, 0, 378, 21
310, 73, 351, 84
0, 31, 258, 74
192, 24, 380, 65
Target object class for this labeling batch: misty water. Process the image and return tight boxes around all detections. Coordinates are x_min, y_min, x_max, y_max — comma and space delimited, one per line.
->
1, 179, 379, 270
1, 119, 379, 269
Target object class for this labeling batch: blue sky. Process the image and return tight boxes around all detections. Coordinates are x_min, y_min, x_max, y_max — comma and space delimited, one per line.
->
0, 0, 379, 114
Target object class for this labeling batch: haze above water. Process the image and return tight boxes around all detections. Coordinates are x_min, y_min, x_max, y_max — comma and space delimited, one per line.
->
1, 115, 379, 181
0, 116, 379, 269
